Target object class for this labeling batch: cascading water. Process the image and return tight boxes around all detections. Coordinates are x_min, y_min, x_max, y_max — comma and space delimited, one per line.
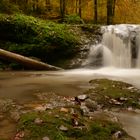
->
102, 24, 140, 68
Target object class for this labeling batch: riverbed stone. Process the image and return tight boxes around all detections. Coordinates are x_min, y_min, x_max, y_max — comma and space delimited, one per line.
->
112, 131, 123, 139
42, 136, 50, 140
10, 111, 20, 122
34, 118, 43, 124
76, 94, 88, 102
80, 103, 90, 116
59, 125, 68, 131
85, 99, 98, 111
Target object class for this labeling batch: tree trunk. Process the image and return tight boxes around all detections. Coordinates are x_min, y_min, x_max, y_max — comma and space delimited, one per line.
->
79, 0, 82, 17
94, 0, 98, 23
112, 0, 116, 16
107, 0, 113, 25
0, 49, 63, 70
60, 0, 65, 18
46, 0, 51, 11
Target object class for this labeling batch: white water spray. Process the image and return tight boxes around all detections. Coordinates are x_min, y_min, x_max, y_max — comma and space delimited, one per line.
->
102, 24, 140, 68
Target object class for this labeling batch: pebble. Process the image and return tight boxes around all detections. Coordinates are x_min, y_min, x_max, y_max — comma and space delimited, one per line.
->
34, 105, 46, 112
42, 136, 50, 140
59, 125, 68, 131
113, 131, 122, 139
60, 107, 69, 113
34, 118, 43, 124
80, 103, 90, 116
76, 94, 88, 101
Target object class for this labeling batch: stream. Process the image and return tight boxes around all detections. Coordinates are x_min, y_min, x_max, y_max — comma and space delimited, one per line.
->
0, 67, 140, 139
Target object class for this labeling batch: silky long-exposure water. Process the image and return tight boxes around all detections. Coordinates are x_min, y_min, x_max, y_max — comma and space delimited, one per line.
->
1, 24, 140, 139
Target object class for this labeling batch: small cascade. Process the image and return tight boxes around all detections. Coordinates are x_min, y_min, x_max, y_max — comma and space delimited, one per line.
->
101, 24, 140, 68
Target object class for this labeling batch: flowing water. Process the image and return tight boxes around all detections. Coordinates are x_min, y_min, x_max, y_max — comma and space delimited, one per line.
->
1, 24, 140, 139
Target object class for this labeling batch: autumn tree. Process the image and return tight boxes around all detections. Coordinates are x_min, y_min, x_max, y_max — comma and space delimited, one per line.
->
107, 0, 116, 24
94, 0, 98, 23
60, 0, 66, 18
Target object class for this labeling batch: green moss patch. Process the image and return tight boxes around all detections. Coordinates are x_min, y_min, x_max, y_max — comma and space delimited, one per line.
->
18, 110, 131, 140
0, 14, 80, 68
88, 79, 140, 109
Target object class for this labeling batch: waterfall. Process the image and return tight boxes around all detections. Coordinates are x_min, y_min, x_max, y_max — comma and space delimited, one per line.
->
101, 25, 140, 68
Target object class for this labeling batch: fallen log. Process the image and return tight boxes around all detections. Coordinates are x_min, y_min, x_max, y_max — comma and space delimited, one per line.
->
0, 49, 63, 70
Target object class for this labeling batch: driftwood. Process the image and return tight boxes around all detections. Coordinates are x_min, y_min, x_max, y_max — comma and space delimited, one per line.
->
0, 49, 63, 70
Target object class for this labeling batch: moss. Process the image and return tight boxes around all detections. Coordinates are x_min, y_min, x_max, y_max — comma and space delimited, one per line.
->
18, 109, 132, 140
64, 14, 84, 24
88, 79, 140, 109
0, 14, 80, 68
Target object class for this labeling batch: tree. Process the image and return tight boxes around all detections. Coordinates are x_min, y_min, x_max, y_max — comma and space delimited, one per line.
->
0, 49, 62, 70
94, 0, 98, 23
46, 0, 51, 11
107, 0, 116, 24
60, 0, 66, 18
79, 0, 82, 17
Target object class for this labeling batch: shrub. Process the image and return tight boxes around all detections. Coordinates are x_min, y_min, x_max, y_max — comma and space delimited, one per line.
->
64, 14, 84, 24
0, 14, 80, 66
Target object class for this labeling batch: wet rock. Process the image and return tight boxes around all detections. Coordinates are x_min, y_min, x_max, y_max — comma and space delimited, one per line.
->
10, 111, 20, 122
109, 99, 122, 105
127, 107, 133, 111
60, 107, 69, 113
59, 125, 68, 131
119, 97, 128, 101
85, 99, 98, 111
113, 131, 123, 139
135, 109, 140, 113
127, 86, 134, 90
45, 104, 53, 110
14, 131, 25, 140
111, 116, 119, 123
34, 105, 46, 112
75, 94, 88, 102
80, 103, 90, 116
34, 118, 43, 124
72, 117, 79, 126
42, 136, 50, 140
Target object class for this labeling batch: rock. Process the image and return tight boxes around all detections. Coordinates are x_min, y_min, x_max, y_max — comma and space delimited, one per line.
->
42, 136, 50, 140
10, 111, 20, 122
15, 131, 25, 138
75, 95, 88, 102
59, 125, 68, 131
127, 107, 133, 111
135, 109, 140, 113
119, 97, 128, 101
113, 131, 123, 139
34, 105, 46, 112
109, 99, 122, 105
111, 116, 119, 123
34, 118, 43, 124
60, 107, 69, 113
45, 104, 54, 110
80, 103, 90, 116
127, 86, 134, 90
72, 118, 79, 126
85, 99, 98, 111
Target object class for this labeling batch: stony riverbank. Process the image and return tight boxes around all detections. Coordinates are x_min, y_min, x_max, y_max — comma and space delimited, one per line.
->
1, 79, 140, 140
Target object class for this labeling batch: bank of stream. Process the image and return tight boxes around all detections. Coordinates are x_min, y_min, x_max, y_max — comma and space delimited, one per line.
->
0, 68, 140, 140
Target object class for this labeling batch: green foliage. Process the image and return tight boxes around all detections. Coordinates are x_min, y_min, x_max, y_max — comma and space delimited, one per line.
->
0, 14, 80, 66
0, 0, 20, 14
64, 14, 84, 24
